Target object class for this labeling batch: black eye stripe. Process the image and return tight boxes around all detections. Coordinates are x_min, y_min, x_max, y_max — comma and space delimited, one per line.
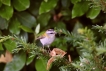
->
47, 32, 55, 34
47, 32, 54, 34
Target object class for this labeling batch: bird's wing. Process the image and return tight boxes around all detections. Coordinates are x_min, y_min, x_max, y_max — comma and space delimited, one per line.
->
36, 33, 49, 39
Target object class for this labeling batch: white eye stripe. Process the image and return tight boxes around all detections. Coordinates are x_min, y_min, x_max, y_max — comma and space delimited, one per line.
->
47, 29, 54, 31
46, 29, 56, 35
47, 31, 54, 33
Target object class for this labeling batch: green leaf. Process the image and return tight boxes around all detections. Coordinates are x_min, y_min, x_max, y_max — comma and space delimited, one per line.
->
61, 0, 70, 8
96, 47, 106, 55
61, 9, 71, 16
44, 0, 48, 2
9, 18, 21, 35
72, 1, 89, 18
56, 21, 66, 29
0, 16, 8, 30
39, 0, 58, 14
37, 13, 51, 27
86, 7, 101, 19
35, 24, 40, 34
19, 25, 34, 33
50, 21, 66, 29
19, 31, 28, 42
0, 2, 2, 7
26, 55, 35, 65
12, 0, 30, 11
3, 51, 26, 71
28, 0, 42, 16
70, 0, 81, 4
72, 21, 83, 33
3, 39, 16, 53
0, 0, 11, 6
35, 57, 47, 71
0, 5, 13, 20
0, 43, 3, 50
16, 12, 36, 28
59, 66, 70, 71
52, 38, 67, 51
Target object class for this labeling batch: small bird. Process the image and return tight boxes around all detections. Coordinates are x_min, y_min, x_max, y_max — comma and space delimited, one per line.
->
38, 29, 56, 50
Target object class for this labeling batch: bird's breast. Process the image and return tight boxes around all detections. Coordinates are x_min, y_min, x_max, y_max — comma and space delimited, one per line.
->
40, 36, 55, 46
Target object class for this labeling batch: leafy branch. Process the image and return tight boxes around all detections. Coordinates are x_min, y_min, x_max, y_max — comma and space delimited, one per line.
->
0, 27, 106, 71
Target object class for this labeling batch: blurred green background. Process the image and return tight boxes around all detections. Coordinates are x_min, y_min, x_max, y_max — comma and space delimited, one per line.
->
0, 0, 106, 71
